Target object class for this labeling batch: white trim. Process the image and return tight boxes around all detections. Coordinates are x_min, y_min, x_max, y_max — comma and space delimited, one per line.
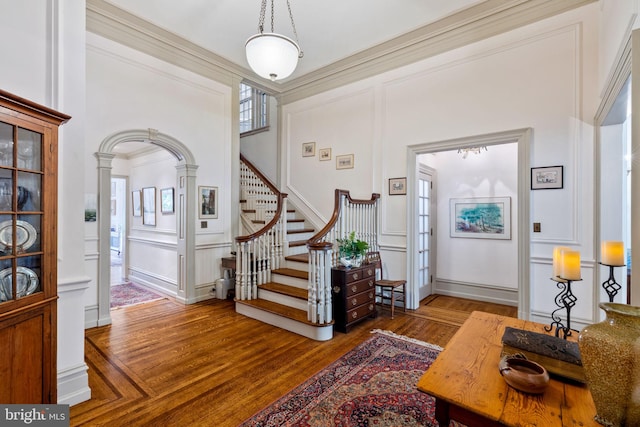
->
57, 363, 91, 406
434, 279, 518, 307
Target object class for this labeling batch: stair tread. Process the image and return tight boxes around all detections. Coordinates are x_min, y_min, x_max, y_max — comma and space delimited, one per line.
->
285, 253, 309, 263
236, 299, 331, 327
287, 228, 314, 234
288, 219, 305, 223
260, 282, 307, 299
289, 239, 307, 247
272, 268, 308, 280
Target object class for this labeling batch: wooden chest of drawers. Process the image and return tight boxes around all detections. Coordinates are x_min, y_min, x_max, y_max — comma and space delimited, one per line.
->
331, 264, 376, 333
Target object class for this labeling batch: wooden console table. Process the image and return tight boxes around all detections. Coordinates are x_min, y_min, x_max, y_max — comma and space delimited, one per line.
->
417, 311, 599, 427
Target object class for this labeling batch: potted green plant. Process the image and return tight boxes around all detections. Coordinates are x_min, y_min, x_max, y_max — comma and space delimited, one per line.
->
336, 231, 369, 268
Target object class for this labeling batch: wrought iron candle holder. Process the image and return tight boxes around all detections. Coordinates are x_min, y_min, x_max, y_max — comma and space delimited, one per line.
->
599, 262, 625, 303
545, 277, 580, 340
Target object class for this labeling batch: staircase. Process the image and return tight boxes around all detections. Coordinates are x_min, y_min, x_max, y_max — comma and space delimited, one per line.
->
234, 155, 380, 341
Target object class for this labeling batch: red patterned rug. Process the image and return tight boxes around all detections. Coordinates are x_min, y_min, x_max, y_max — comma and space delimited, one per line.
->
110, 282, 164, 308
240, 330, 465, 427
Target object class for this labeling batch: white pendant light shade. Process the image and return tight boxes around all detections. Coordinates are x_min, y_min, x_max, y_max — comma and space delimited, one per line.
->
246, 33, 300, 81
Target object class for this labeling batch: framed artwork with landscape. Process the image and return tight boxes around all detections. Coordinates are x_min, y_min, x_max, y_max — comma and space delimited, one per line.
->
161, 187, 174, 214
199, 186, 218, 219
389, 177, 406, 195
450, 197, 511, 240
336, 154, 354, 170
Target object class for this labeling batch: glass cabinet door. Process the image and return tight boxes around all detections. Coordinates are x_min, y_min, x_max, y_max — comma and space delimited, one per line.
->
0, 121, 42, 303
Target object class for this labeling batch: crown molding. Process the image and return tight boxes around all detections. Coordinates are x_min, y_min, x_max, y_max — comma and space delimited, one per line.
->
86, 0, 596, 102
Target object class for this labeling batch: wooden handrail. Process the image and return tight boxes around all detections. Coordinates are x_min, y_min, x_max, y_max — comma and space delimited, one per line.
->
240, 153, 280, 196
236, 155, 287, 244
308, 189, 380, 245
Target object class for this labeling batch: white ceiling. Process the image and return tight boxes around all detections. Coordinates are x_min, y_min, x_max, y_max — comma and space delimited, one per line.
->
104, 0, 483, 81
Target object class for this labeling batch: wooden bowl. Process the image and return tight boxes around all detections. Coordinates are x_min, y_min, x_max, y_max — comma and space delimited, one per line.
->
499, 354, 549, 394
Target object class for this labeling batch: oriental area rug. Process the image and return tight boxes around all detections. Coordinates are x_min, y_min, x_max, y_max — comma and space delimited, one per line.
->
110, 282, 164, 309
240, 330, 466, 427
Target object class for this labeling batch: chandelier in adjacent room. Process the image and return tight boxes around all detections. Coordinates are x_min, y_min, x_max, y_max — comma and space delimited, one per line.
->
245, 0, 303, 81
458, 146, 488, 159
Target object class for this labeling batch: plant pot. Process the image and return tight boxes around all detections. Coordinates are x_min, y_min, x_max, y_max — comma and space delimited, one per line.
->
339, 255, 363, 269
578, 303, 640, 426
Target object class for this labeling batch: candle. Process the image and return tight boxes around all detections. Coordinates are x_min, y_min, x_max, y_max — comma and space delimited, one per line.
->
552, 246, 571, 279
560, 250, 581, 281
601, 241, 625, 266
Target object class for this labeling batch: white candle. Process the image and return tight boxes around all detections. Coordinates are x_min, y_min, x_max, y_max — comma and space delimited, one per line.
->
601, 241, 624, 266
552, 246, 571, 279
560, 250, 581, 281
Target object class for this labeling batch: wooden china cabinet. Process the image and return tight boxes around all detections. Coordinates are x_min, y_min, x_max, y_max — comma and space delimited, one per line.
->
0, 90, 70, 403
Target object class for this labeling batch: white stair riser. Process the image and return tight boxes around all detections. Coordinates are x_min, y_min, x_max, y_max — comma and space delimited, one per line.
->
287, 245, 307, 255
258, 289, 308, 311
286, 221, 307, 231
287, 231, 314, 241
282, 259, 309, 270
235, 302, 333, 341
270, 274, 307, 289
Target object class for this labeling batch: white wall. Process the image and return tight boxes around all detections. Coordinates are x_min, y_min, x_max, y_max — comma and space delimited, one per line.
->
282, 4, 600, 326
0, 0, 90, 405
84, 32, 234, 324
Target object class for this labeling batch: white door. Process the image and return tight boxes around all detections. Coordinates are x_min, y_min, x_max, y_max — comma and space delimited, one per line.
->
417, 167, 435, 300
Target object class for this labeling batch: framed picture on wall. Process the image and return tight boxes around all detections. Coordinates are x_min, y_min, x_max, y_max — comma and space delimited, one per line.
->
450, 197, 511, 240
161, 187, 174, 213
319, 148, 331, 161
199, 186, 218, 219
302, 141, 316, 157
531, 165, 563, 190
389, 177, 406, 195
142, 187, 156, 226
336, 154, 354, 170
132, 190, 141, 217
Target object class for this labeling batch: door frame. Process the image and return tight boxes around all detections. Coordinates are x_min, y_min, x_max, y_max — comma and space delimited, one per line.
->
406, 128, 531, 319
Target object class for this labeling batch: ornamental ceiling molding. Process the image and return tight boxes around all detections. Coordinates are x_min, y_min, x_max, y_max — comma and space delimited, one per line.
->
86, 0, 596, 103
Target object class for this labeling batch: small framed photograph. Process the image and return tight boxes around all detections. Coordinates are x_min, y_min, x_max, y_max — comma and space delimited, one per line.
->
336, 154, 354, 170
199, 186, 218, 219
132, 190, 141, 217
389, 177, 407, 195
531, 166, 563, 190
161, 187, 174, 214
142, 187, 156, 226
319, 148, 331, 161
302, 141, 316, 157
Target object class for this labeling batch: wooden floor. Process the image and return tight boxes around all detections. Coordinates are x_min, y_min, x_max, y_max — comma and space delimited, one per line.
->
70, 294, 517, 427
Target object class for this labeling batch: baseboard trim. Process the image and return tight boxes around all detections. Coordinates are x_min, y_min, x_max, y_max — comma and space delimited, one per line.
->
434, 279, 518, 306
57, 363, 91, 406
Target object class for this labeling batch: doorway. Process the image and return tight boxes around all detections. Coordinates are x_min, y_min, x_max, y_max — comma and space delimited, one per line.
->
110, 176, 127, 285
95, 129, 198, 327
406, 128, 531, 319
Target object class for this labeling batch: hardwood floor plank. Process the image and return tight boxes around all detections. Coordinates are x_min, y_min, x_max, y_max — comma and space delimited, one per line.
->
70, 295, 517, 426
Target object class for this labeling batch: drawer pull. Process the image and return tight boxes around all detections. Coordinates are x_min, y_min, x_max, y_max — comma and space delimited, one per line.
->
352, 286, 357, 293
368, 280, 373, 287
367, 269, 373, 276
352, 299, 358, 306
369, 292, 373, 299
352, 273, 359, 280
352, 311, 359, 319
369, 304, 374, 311
333, 286, 341, 294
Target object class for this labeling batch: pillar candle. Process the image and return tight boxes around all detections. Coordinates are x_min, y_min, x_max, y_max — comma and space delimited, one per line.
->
601, 241, 625, 266
560, 250, 581, 281
552, 246, 571, 279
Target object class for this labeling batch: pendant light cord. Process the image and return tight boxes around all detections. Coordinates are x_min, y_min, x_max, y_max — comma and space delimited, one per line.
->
256, 0, 303, 58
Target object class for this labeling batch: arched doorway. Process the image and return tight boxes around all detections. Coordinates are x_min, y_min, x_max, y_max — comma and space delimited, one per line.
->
95, 129, 198, 326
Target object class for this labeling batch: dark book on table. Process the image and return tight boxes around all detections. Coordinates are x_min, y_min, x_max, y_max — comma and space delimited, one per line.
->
501, 326, 586, 383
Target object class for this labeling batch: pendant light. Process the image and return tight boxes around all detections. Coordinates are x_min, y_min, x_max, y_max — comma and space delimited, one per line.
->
245, 0, 303, 81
